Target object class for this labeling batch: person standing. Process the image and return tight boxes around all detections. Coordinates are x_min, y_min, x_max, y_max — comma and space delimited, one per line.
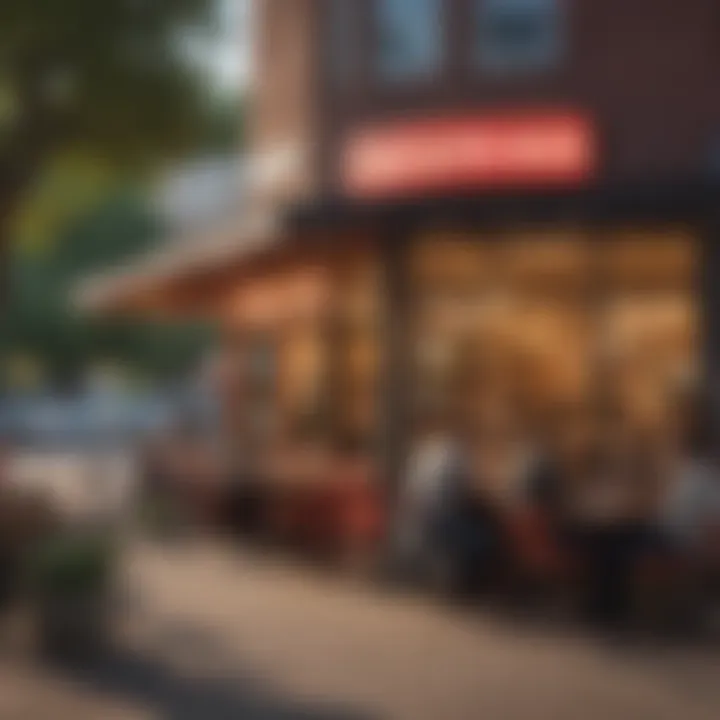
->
394, 410, 463, 581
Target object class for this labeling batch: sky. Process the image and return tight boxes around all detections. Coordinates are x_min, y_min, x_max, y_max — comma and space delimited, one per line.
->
182, 0, 250, 96
207, 0, 251, 92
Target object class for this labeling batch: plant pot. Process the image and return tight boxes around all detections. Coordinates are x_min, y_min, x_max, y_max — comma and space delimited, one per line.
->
37, 589, 112, 659
0, 553, 20, 612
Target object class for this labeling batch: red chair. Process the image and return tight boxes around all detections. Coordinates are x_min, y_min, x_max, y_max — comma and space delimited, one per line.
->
316, 460, 386, 564
502, 505, 576, 585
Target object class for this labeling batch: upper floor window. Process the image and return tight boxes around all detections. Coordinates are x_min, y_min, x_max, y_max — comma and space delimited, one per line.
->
328, 0, 359, 88
376, 0, 444, 82
474, 0, 564, 75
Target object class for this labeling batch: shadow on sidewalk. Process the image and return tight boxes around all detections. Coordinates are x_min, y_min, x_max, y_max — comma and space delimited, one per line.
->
46, 644, 375, 720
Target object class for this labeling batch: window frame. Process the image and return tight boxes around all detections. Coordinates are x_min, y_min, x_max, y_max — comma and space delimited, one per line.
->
374, 0, 446, 84
472, 0, 565, 76
327, 0, 361, 90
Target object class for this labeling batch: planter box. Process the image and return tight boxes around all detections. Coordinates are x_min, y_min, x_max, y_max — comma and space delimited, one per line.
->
37, 590, 113, 658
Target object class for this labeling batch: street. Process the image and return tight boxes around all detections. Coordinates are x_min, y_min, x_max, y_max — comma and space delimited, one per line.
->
2, 539, 719, 720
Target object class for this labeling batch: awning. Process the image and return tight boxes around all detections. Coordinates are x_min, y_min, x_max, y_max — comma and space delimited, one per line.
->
74, 210, 281, 317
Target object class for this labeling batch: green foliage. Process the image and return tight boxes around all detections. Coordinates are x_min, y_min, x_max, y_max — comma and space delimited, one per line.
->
0, 189, 215, 387
0, 0, 214, 163
29, 532, 116, 596
12, 156, 120, 252
0, 0, 221, 256
13, 90, 243, 253
0, 0, 232, 382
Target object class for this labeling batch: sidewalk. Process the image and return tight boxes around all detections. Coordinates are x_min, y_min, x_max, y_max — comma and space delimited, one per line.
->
1, 539, 719, 720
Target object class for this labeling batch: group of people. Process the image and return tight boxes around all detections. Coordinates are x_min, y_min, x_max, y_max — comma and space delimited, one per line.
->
396, 355, 720, 628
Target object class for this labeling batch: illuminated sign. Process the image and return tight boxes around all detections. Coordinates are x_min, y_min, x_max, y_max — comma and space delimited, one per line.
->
342, 112, 595, 198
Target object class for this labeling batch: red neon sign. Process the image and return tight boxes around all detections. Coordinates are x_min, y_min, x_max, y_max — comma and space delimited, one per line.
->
342, 112, 596, 198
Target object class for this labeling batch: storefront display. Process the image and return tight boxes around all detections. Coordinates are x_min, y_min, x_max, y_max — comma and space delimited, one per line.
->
410, 227, 698, 472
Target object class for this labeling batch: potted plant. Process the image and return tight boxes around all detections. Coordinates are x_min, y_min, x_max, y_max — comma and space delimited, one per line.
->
0, 487, 59, 613
29, 531, 117, 658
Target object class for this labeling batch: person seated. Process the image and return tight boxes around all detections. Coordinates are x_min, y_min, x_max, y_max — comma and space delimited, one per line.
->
394, 410, 462, 579
425, 391, 532, 596
520, 390, 665, 626
426, 458, 504, 596
548, 384, 707, 629
510, 405, 584, 591
648, 386, 720, 627
522, 399, 608, 606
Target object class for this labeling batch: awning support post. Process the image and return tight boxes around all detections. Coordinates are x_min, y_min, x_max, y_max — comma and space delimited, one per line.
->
378, 225, 413, 500
701, 216, 720, 459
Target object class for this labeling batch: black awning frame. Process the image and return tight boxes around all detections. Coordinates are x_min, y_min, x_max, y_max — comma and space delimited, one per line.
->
288, 177, 720, 237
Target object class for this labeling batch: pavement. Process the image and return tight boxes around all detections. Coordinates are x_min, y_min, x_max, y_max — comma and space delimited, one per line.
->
1, 539, 720, 720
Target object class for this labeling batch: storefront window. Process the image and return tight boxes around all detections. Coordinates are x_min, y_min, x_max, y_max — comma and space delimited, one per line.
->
376, 0, 444, 82
281, 327, 330, 444
244, 337, 280, 444
331, 262, 382, 450
474, 0, 564, 74
411, 228, 698, 510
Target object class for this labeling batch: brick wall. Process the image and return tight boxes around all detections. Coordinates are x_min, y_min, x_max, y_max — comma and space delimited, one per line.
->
248, 0, 320, 209
315, 0, 720, 192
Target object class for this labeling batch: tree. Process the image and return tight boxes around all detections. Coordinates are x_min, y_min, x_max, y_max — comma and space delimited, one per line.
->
0, 0, 216, 266
0, 188, 216, 389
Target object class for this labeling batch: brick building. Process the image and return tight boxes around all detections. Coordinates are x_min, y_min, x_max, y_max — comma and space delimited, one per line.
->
80, 1, 720, 540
